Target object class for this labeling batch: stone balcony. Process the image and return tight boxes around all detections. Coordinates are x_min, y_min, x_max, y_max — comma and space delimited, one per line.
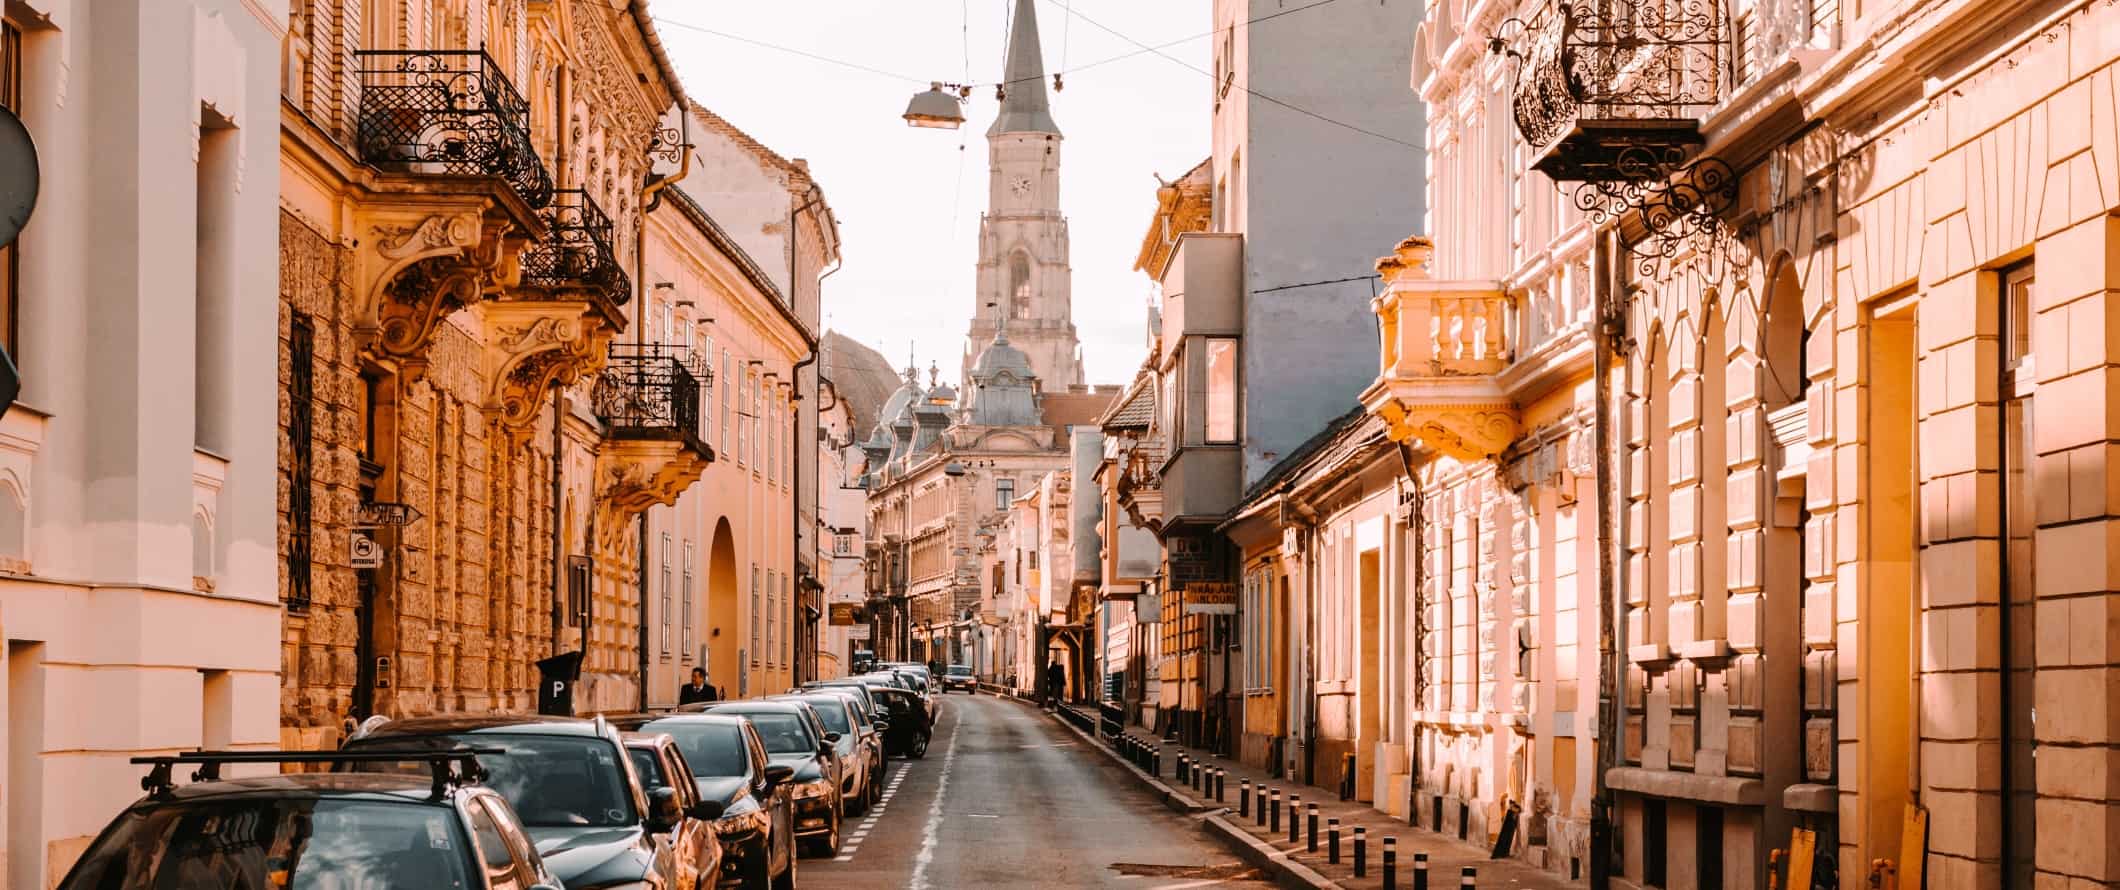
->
343, 48, 557, 378
592, 345, 713, 539
479, 189, 636, 437
1360, 236, 1521, 462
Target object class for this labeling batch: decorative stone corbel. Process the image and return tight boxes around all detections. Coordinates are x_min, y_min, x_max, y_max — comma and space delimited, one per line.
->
354, 209, 530, 375
479, 303, 612, 437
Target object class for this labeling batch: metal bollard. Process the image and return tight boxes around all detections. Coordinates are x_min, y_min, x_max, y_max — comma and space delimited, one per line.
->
1288, 795, 1301, 843
1215, 769, 1226, 802
1240, 780, 1251, 817
1151, 748, 1161, 777
1412, 851, 1429, 890
1460, 866, 1475, 888
1307, 803, 1319, 852
1191, 761, 1203, 792
1382, 838, 1397, 890
1177, 754, 1189, 783
1328, 817, 1341, 863
1268, 788, 1280, 831
1354, 826, 1367, 877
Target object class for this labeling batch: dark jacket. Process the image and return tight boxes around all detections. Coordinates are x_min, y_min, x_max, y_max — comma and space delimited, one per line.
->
677, 681, 719, 705
1045, 665, 1066, 697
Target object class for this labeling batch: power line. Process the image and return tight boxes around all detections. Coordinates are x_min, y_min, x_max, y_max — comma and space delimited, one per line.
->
650, 16, 929, 84
1035, 0, 1423, 151
1253, 274, 1380, 295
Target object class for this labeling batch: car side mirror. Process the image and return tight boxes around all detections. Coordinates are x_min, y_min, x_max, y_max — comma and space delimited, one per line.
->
874, 719, 891, 732
763, 763, 796, 787
690, 799, 727, 821
824, 731, 842, 744
645, 787, 683, 834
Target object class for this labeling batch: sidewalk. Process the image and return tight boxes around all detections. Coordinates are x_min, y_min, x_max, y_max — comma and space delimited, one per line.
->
1040, 697, 1575, 889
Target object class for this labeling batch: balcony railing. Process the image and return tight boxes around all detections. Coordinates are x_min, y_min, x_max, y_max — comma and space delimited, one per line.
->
355, 49, 554, 208
593, 345, 707, 455
1501, 0, 1727, 182
522, 189, 630, 305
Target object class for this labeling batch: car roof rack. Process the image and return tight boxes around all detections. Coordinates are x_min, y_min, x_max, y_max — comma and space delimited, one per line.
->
131, 747, 505, 800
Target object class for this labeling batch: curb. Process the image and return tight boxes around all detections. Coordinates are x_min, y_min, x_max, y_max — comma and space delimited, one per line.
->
1001, 697, 1341, 889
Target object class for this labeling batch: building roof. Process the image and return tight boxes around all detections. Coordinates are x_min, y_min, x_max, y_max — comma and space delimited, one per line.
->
1236, 407, 1377, 507
988, 0, 1061, 137
1041, 389, 1119, 430
1134, 157, 1213, 274
1099, 374, 1154, 430
820, 331, 902, 435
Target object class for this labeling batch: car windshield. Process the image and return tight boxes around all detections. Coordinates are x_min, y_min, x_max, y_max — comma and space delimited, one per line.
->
739, 713, 816, 755
61, 798, 472, 890
948, 666, 973, 676
800, 699, 852, 735
351, 734, 636, 828
641, 720, 749, 778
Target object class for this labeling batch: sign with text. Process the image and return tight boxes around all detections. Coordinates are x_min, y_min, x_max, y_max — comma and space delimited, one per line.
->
349, 531, 383, 569
829, 603, 861, 625
847, 625, 872, 640
1182, 581, 1236, 614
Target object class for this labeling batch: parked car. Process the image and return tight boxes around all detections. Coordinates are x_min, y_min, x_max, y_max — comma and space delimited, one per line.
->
341, 715, 696, 890
942, 664, 978, 693
691, 701, 845, 857
869, 686, 932, 759
798, 678, 882, 722
609, 713, 796, 890
773, 691, 884, 813
622, 732, 727, 890
800, 686, 888, 804
60, 748, 562, 890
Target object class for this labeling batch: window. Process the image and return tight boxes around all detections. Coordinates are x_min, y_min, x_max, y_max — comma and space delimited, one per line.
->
286, 313, 315, 610
700, 337, 715, 447
1, 16, 22, 355
682, 541, 695, 660
2001, 261, 2038, 885
739, 374, 752, 468
995, 477, 1015, 511
1205, 338, 1238, 443
567, 555, 592, 626
1243, 564, 1273, 691
834, 533, 854, 556
749, 565, 761, 663
721, 351, 732, 451
1160, 366, 1180, 442
766, 399, 777, 484
1010, 252, 1033, 319
659, 533, 672, 656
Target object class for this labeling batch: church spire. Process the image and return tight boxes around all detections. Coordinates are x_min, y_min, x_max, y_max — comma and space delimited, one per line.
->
988, 0, 1060, 137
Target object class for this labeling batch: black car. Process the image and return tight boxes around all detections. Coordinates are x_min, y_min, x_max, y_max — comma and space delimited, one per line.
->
796, 686, 888, 807
772, 691, 883, 813
60, 748, 561, 890
941, 664, 977, 693
623, 733, 728, 890
869, 686, 931, 758
691, 701, 844, 857
343, 714, 697, 890
610, 713, 796, 890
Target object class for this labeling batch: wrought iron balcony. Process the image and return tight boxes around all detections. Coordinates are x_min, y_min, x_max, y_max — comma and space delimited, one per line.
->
1498, 0, 1726, 182
522, 189, 631, 306
355, 49, 554, 208
593, 344, 708, 456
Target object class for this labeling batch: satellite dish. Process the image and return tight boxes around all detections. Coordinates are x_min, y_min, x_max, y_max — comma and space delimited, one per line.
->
0, 105, 38, 249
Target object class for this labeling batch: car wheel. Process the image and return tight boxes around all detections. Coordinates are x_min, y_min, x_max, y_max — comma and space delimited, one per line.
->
910, 733, 929, 759
742, 841, 773, 890
802, 814, 841, 858
846, 782, 867, 817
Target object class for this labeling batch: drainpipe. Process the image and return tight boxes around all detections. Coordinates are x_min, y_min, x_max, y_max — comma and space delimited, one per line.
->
1590, 228, 1623, 890
552, 388, 566, 650
638, 512, 651, 712
1397, 441, 1424, 820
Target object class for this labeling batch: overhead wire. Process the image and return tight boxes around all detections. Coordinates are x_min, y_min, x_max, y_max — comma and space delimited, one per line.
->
1034, 0, 1423, 151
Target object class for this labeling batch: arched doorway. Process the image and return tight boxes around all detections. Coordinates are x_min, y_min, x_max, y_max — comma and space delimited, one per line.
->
707, 518, 739, 696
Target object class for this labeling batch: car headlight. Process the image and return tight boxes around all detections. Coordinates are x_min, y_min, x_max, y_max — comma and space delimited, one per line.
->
790, 778, 833, 800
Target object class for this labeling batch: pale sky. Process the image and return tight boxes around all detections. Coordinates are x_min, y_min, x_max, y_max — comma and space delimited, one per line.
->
652, 0, 1212, 386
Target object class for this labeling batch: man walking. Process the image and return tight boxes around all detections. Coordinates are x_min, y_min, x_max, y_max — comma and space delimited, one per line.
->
677, 667, 719, 706
1045, 660, 1066, 709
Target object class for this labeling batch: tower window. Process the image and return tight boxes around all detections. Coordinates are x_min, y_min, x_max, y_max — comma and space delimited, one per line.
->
1009, 252, 1032, 319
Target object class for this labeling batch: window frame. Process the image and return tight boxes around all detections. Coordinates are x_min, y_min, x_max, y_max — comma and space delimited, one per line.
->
1204, 338, 1239, 444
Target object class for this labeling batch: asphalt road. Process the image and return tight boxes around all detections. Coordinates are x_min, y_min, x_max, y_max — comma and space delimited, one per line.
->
799, 692, 1271, 889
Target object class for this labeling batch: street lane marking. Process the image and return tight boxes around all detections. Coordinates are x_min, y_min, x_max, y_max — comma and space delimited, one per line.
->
907, 715, 962, 890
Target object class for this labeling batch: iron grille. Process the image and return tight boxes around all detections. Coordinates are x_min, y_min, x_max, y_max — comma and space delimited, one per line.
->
593, 344, 707, 456
354, 49, 553, 208
287, 313, 315, 611
522, 189, 630, 306
1501, 0, 1726, 181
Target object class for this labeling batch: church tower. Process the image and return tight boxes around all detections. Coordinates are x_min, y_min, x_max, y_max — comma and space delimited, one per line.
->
964, 0, 1084, 389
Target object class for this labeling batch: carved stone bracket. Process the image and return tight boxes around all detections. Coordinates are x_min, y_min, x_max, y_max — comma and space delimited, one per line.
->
592, 439, 709, 551
478, 302, 613, 436
353, 205, 529, 375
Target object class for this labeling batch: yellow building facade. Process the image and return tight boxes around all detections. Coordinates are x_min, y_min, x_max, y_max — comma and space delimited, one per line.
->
276, 0, 715, 739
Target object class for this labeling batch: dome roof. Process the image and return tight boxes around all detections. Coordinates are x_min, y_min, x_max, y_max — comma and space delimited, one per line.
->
970, 329, 1035, 381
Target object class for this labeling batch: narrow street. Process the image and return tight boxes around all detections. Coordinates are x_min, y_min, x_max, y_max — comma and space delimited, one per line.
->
805, 693, 1270, 889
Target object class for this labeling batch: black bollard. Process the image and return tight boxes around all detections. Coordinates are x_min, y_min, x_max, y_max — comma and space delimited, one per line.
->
1240, 780, 1251, 817
1177, 754, 1189, 784
1382, 838, 1397, 890
1215, 769, 1226, 802
1460, 865, 1475, 888
1288, 795, 1301, 843
1328, 817, 1341, 863
1307, 803, 1319, 853
1354, 827, 1367, 877
1151, 748, 1161, 777
1268, 788, 1280, 831
1412, 851, 1429, 890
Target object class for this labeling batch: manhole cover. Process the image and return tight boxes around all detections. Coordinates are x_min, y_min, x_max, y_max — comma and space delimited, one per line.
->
1108, 863, 1264, 880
